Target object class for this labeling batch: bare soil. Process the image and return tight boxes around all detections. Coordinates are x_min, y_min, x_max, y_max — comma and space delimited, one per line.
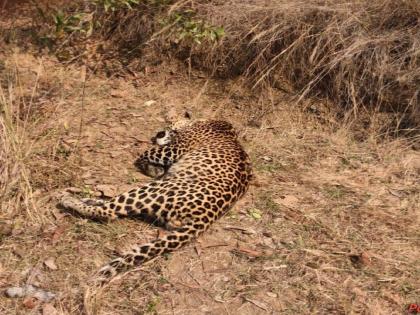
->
0, 17, 419, 315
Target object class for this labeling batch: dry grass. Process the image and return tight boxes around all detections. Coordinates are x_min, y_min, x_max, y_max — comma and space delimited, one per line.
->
91, 0, 420, 133
6, 1, 419, 132
0, 47, 419, 314
1, 2, 420, 315
0, 65, 38, 220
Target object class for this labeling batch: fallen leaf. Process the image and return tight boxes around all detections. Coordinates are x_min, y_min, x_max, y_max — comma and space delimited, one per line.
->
110, 151, 121, 158
83, 178, 97, 185
42, 303, 59, 315
302, 248, 326, 257
233, 245, 263, 258
81, 172, 92, 179
144, 100, 156, 106
13, 247, 25, 258
263, 265, 287, 271
382, 290, 403, 306
274, 195, 299, 207
44, 258, 58, 271
110, 90, 123, 98
349, 251, 371, 267
23, 297, 38, 309
51, 210, 66, 221
51, 225, 67, 244
262, 237, 276, 249
0, 223, 13, 238
66, 187, 82, 194
248, 208, 262, 220
360, 251, 372, 266
95, 184, 116, 197
27, 266, 45, 286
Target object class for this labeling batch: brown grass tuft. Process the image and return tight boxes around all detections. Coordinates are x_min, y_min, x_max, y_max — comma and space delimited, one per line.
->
0, 3, 419, 314
95, 0, 420, 133
0, 80, 36, 220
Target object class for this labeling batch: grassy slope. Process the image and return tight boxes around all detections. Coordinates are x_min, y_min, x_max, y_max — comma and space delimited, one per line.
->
0, 2, 419, 315
0, 48, 419, 315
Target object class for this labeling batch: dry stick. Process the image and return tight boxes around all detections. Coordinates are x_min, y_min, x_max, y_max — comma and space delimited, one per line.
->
77, 65, 87, 166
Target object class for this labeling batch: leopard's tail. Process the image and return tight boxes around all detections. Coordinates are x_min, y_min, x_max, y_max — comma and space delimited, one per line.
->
94, 222, 204, 285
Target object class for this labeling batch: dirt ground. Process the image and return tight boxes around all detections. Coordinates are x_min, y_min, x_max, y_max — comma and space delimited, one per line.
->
0, 17, 419, 315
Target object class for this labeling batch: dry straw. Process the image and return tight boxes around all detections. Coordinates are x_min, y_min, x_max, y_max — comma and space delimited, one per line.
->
98, 0, 419, 132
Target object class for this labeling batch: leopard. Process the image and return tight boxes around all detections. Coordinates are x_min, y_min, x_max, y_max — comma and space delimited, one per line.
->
59, 119, 253, 285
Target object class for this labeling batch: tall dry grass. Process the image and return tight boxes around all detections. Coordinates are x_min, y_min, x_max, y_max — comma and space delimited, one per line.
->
93, 0, 419, 133
0, 59, 69, 222
0, 84, 36, 220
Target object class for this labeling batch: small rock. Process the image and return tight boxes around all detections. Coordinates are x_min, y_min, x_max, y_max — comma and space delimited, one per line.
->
65, 187, 82, 194
83, 178, 97, 185
144, 100, 157, 106
93, 191, 102, 197
5, 285, 56, 302
262, 156, 272, 162
274, 195, 299, 208
5, 286, 27, 298
110, 151, 121, 158
266, 292, 278, 298
110, 90, 123, 98
81, 172, 92, 179
44, 258, 58, 271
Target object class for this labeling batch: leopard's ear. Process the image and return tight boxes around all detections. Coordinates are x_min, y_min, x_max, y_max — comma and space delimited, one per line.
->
184, 111, 192, 119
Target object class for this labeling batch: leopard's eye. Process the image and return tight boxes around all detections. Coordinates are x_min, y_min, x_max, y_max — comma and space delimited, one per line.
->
156, 131, 166, 139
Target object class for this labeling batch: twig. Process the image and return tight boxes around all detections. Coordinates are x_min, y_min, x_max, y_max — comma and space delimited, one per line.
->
243, 297, 269, 312
77, 65, 87, 166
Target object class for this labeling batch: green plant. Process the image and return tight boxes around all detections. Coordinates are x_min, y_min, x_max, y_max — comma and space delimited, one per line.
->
322, 185, 347, 199
94, 0, 140, 12
145, 296, 160, 314
165, 11, 225, 44
52, 10, 94, 38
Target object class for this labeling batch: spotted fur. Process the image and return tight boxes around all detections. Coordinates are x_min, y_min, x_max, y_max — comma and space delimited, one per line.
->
59, 120, 253, 284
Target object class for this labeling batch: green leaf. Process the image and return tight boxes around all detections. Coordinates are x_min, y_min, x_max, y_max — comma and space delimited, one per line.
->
215, 26, 225, 38
249, 208, 262, 220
